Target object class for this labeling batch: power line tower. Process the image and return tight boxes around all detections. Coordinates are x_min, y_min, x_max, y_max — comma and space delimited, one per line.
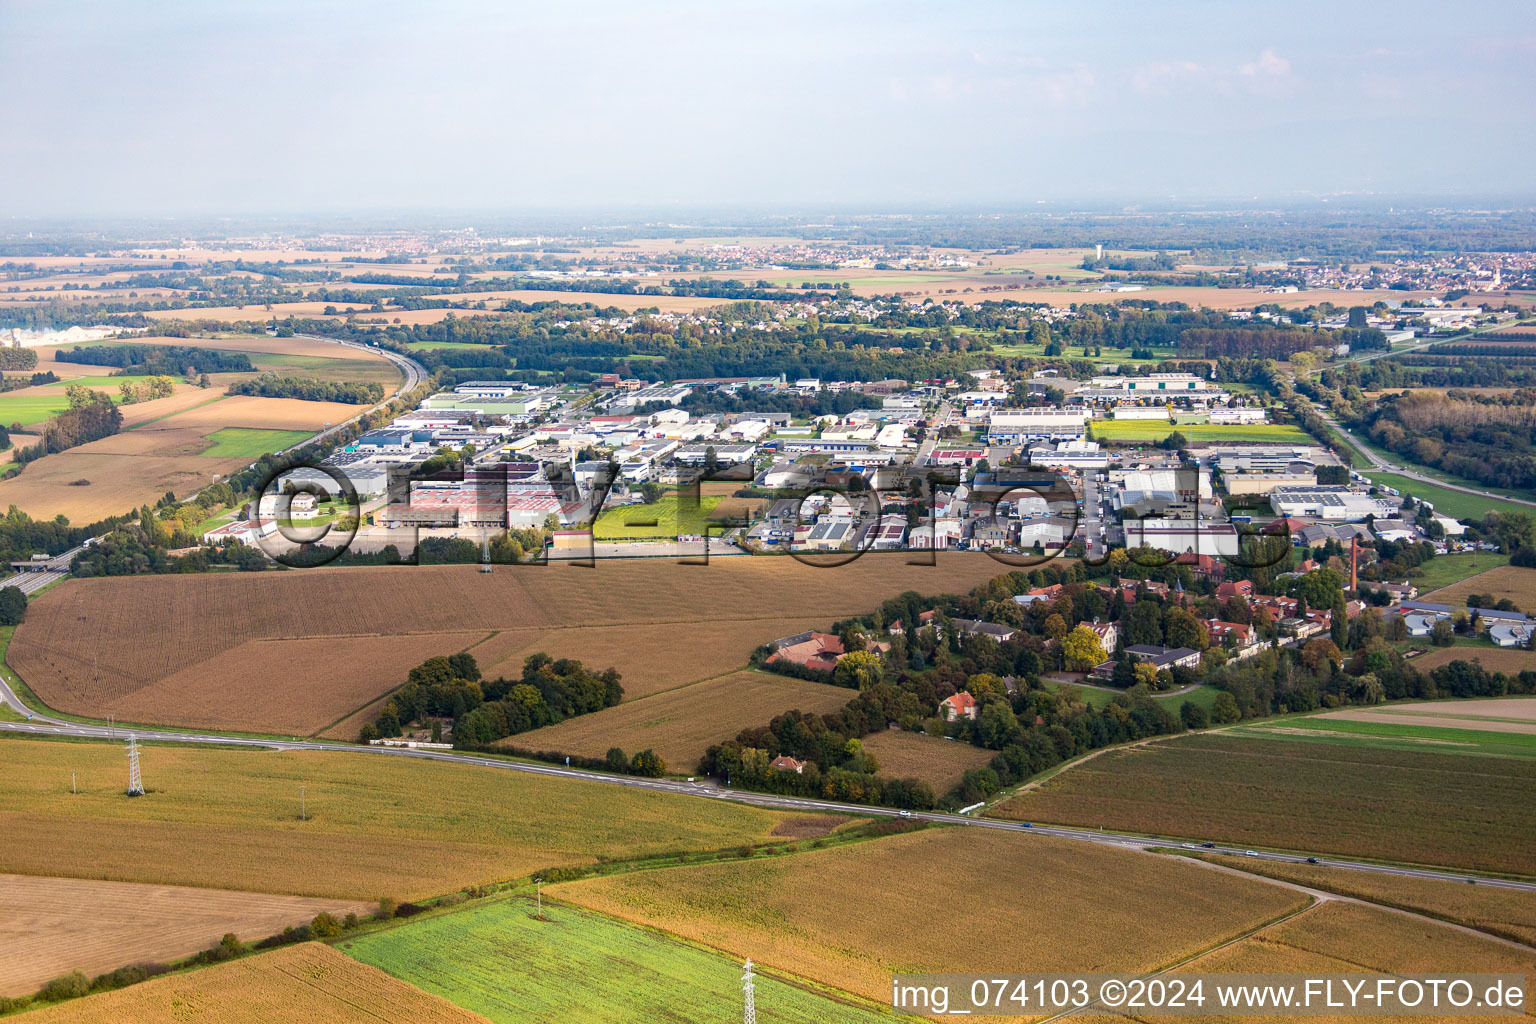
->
125, 735, 144, 796
741, 958, 757, 1024
479, 533, 493, 573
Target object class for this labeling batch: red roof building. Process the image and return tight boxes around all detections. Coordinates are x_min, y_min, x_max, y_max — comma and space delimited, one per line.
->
940, 691, 979, 722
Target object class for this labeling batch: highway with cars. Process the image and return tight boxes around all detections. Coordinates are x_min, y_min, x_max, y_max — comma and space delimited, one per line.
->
2, 693, 1530, 894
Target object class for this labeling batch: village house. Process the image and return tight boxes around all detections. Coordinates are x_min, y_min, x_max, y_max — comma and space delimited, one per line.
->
769, 755, 806, 774
940, 691, 979, 722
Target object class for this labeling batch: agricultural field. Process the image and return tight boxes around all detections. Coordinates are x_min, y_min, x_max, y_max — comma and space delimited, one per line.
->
1314, 697, 1536, 737
21, 942, 491, 1024
0, 738, 820, 900
463, 614, 831, 703
1422, 564, 1536, 609
505, 670, 854, 772
1171, 901, 1536, 994
592, 493, 725, 540
1258, 712, 1536, 760
1406, 551, 1513, 592
11, 556, 1013, 735
198, 426, 314, 457
1191, 853, 1536, 945
857, 729, 995, 792
0, 874, 368, 998
343, 895, 891, 1024
553, 827, 1306, 1006
989, 732, 1536, 875
1092, 420, 1310, 443
1405, 645, 1536, 675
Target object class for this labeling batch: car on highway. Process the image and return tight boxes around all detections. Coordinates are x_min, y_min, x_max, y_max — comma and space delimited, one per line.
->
1021, 822, 1032, 828
1306, 857, 1319, 864
1201, 842, 1216, 848
1244, 850, 1259, 857
898, 810, 913, 818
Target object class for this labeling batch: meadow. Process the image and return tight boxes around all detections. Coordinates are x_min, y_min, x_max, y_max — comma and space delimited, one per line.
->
989, 732, 1536, 875
11, 556, 1014, 736
1191, 853, 1536, 946
591, 493, 724, 540
552, 827, 1305, 1007
1251, 713, 1536, 759
1363, 471, 1512, 522
857, 729, 995, 792
1405, 645, 1536, 675
505, 670, 854, 772
1408, 551, 1513, 592
1092, 420, 1310, 443
21, 942, 490, 1024
1421, 564, 1536, 608
0, 738, 821, 899
0, 874, 368, 998
198, 427, 314, 458
343, 895, 891, 1024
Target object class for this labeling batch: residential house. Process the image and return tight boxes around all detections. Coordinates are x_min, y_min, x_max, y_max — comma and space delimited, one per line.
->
769, 755, 806, 774
1125, 644, 1203, 671
940, 692, 979, 721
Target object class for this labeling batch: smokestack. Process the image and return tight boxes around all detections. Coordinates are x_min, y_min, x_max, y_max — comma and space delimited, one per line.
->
1350, 536, 1358, 595
1095, 243, 1104, 261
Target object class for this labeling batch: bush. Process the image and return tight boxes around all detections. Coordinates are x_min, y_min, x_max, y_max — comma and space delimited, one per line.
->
311, 912, 343, 938
343, 912, 360, 930
375, 896, 399, 920
38, 971, 91, 1002
0, 585, 27, 626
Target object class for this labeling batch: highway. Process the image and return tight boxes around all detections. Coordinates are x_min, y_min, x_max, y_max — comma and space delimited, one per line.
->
2, 696, 1530, 894
285, 334, 427, 453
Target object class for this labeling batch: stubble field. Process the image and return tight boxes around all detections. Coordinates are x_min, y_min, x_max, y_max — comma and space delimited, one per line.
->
0, 874, 369, 998
552, 827, 1306, 1007
989, 733, 1536, 875
857, 729, 996, 792
0, 738, 819, 899
11, 556, 1013, 736
504, 669, 855, 771
20, 942, 492, 1024
1420, 564, 1536, 609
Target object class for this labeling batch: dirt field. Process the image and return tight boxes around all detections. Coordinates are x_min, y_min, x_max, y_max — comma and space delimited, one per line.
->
553, 827, 1305, 1007
0, 875, 368, 998
0, 449, 249, 523
98, 631, 493, 736
21, 942, 492, 1024
1405, 646, 1536, 675
858, 729, 995, 792
137, 394, 365, 431
12, 556, 1012, 735
506, 670, 854, 771
1317, 697, 1536, 735
1195, 854, 1536, 946
465, 615, 836, 702
0, 738, 813, 900
1422, 564, 1536, 609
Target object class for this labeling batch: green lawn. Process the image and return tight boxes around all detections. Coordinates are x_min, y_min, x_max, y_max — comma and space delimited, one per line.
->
0, 393, 78, 426
1092, 420, 1309, 444
1362, 472, 1511, 523
198, 427, 314, 458
1407, 552, 1511, 592
1161, 683, 1222, 714
592, 494, 724, 540
1042, 680, 1221, 714
342, 895, 889, 1024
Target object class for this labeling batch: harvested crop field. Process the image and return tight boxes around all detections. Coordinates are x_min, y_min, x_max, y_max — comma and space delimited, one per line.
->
138, 394, 365, 431
0, 874, 368, 998
96, 631, 492, 736
21, 942, 492, 1024
1316, 697, 1536, 736
989, 733, 1536, 875
465, 614, 836, 702
1193, 854, 1536, 946
1173, 901, 1536, 1006
552, 827, 1306, 1006
858, 729, 995, 792
1422, 564, 1536, 609
505, 670, 854, 771
12, 556, 1012, 735
1404, 646, 1536, 675
0, 449, 248, 522
0, 738, 815, 900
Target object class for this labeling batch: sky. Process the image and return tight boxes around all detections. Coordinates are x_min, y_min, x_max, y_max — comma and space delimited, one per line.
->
2, 0, 1534, 217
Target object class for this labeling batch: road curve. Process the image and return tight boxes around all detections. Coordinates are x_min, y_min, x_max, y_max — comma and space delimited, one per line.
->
1, 714, 1529, 894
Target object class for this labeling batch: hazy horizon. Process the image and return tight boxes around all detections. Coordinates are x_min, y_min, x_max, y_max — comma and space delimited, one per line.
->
4, 0, 1535, 218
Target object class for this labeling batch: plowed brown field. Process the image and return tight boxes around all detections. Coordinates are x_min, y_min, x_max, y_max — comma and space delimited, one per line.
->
12, 556, 1012, 735
0, 875, 368, 998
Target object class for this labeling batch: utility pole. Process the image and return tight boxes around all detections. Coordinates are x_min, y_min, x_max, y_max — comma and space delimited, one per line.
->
300, 786, 306, 821
71, 771, 76, 795
533, 876, 543, 919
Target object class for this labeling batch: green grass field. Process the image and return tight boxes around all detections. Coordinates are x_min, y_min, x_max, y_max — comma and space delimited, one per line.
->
198, 427, 314, 458
592, 494, 724, 540
342, 894, 889, 1024
1362, 472, 1510, 523
1092, 420, 1309, 443
0, 393, 79, 426
1041, 681, 1220, 714
1406, 552, 1511, 592
249, 352, 403, 384
1239, 716, 1536, 761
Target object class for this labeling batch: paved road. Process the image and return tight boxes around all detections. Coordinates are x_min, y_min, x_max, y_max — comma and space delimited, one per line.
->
1320, 411, 1536, 511
286, 335, 426, 453
1, 709, 1529, 893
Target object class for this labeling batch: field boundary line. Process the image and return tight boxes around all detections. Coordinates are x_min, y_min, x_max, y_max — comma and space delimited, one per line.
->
1163, 853, 1536, 954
